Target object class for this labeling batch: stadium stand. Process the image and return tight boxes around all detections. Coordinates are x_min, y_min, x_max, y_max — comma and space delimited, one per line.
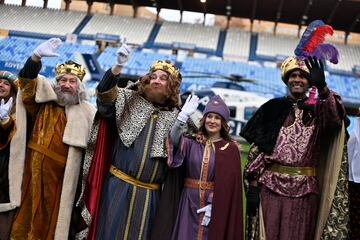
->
0, 36, 97, 76
256, 32, 299, 59
181, 57, 286, 96
1, 34, 360, 105
327, 43, 360, 73
0, 4, 86, 36
97, 47, 176, 76
80, 14, 155, 45
328, 74, 360, 101
223, 28, 251, 61
255, 32, 360, 76
0, 4, 359, 108
154, 21, 220, 51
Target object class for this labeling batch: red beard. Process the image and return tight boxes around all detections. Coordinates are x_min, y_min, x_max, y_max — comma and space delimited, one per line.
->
142, 83, 169, 106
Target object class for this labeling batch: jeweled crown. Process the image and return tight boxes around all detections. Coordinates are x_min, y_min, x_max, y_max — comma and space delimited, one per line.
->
55, 60, 86, 81
149, 60, 180, 79
280, 56, 310, 83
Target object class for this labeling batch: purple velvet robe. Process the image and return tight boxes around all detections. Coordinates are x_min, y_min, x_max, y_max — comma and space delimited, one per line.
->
246, 90, 345, 240
168, 136, 244, 240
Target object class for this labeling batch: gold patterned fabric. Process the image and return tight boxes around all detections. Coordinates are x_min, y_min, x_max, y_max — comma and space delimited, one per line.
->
280, 56, 310, 83
349, 181, 360, 239
96, 85, 118, 103
268, 163, 316, 176
10, 80, 69, 240
244, 144, 261, 240
320, 144, 349, 239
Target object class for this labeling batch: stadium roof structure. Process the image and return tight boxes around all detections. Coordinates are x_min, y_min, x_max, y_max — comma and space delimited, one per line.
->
74, 0, 360, 34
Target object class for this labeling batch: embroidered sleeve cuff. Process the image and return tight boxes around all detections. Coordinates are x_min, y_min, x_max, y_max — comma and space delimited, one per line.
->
19, 77, 37, 97
96, 85, 118, 103
19, 76, 36, 87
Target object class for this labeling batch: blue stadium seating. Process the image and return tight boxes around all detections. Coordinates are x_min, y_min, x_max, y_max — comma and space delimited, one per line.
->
1, 36, 360, 105
97, 47, 177, 76
0, 37, 97, 76
181, 57, 286, 96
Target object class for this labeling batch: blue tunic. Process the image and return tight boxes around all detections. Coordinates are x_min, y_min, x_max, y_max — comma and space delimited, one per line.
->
96, 113, 168, 240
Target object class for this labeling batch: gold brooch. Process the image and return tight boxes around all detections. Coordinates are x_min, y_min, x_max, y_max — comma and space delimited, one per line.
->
220, 143, 229, 151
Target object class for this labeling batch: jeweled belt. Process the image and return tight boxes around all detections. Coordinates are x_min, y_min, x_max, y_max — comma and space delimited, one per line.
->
268, 163, 316, 176
184, 178, 214, 190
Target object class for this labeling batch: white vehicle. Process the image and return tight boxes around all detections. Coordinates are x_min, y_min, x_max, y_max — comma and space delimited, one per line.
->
181, 82, 271, 139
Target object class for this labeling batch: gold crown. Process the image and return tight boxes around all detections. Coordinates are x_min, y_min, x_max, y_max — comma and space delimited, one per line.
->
55, 60, 86, 81
149, 60, 180, 79
280, 56, 310, 83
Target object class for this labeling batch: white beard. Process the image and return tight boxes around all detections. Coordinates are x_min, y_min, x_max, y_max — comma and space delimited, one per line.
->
53, 84, 79, 106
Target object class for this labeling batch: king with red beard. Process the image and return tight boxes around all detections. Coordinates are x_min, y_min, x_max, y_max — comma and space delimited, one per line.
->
73, 41, 183, 240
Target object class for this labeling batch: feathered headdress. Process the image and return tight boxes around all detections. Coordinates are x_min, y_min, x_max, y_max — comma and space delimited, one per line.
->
294, 20, 339, 64
294, 20, 340, 105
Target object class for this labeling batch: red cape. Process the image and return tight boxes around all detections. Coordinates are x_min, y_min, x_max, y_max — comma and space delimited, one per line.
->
209, 141, 244, 240
82, 118, 114, 240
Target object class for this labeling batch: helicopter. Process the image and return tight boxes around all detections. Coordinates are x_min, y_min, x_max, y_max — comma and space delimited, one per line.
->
79, 53, 275, 139
180, 71, 274, 140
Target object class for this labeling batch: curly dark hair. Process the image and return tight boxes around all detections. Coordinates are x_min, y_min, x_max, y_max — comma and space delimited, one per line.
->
137, 70, 182, 109
197, 113, 232, 141
5, 81, 17, 116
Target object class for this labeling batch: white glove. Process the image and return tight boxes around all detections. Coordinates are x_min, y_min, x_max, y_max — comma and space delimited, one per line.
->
197, 204, 212, 226
116, 38, 131, 66
0, 97, 13, 120
178, 95, 199, 123
33, 38, 62, 58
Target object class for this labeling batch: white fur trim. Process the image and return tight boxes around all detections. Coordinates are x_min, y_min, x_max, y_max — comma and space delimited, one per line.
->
0, 76, 96, 240
35, 76, 96, 148
35, 75, 57, 103
0, 89, 27, 212
54, 147, 82, 240
64, 102, 96, 148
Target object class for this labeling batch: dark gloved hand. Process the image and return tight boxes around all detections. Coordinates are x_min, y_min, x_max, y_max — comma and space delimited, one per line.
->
247, 185, 261, 215
304, 56, 326, 89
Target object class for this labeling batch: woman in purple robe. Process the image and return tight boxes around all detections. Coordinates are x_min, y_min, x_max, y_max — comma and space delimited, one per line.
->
166, 95, 244, 240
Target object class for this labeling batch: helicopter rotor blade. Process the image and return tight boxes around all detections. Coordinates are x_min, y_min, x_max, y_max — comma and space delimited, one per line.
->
183, 75, 231, 80
184, 70, 229, 79
229, 77, 256, 83
184, 71, 257, 84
